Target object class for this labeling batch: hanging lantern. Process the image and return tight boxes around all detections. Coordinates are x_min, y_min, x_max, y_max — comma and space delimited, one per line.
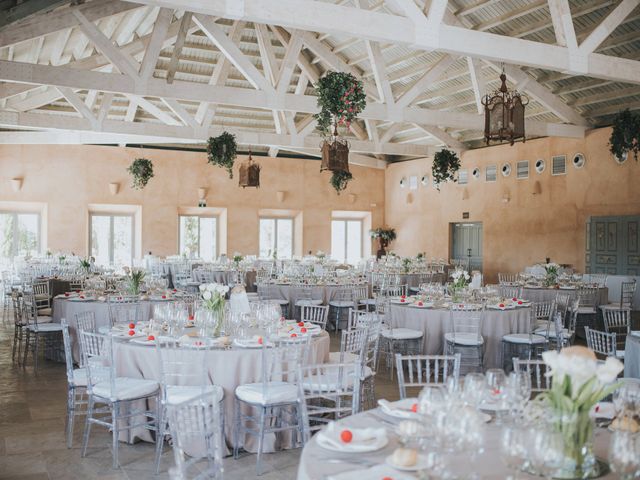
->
320, 123, 350, 173
482, 67, 529, 146
238, 151, 261, 188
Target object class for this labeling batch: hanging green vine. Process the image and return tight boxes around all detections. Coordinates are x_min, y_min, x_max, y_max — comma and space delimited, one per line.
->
314, 71, 367, 136
207, 131, 238, 178
432, 149, 461, 190
609, 109, 640, 161
127, 158, 154, 190
330, 170, 353, 194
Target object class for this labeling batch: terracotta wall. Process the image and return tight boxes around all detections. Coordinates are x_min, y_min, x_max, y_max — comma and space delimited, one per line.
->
385, 127, 640, 282
0, 145, 385, 258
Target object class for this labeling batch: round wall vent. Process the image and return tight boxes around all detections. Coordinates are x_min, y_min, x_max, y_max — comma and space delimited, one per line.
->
421, 175, 429, 186
572, 153, 586, 169
614, 151, 628, 165
501, 163, 511, 177
535, 159, 545, 173
399, 177, 406, 188
472, 167, 480, 179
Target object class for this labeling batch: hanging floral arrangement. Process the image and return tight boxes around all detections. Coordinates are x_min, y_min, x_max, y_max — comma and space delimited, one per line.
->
609, 109, 640, 162
330, 170, 353, 194
314, 71, 367, 136
432, 149, 461, 190
127, 158, 154, 190
207, 131, 237, 178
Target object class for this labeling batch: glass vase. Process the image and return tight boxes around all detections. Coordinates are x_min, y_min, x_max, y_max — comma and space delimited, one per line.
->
551, 411, 606, 479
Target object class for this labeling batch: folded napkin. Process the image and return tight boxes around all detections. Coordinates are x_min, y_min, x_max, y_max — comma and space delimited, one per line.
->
327, 464, 414, 480
590, 401, 615, 420
317, 422, 387, 453
378, 399, 417, 419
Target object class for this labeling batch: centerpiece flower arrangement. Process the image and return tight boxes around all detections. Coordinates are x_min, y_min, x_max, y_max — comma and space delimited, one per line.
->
316, 250, 326, 261
126, 269, 145, 295
535, 347, 623, 478
199, 283, 229, 336
449, 268, 470, 302
58, 254, 66, 264
543, 262, 560, 287
79, 257, 91, 274
402, 257, 412, 274
232, 252, 244, 267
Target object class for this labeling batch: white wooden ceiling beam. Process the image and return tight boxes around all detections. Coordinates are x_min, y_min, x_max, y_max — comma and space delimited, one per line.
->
193, 14, 275, 93
466, 56, 484, 115
139, 7, 173, 81
578, 0, 640, 55
547, 0, 577, 49
166, 12, 192, 84
364, 40, 395, 104
396, 55, 457, 107
127, 94, 180, 125
414, 123, 465, 150
97, 92, 114, 124
57, 86, 99, 129
0, 59, 587, 137
161, 98, 198, 127
122, 0, 640, 85
276, 30, 304, 95
72, 9, 141, 79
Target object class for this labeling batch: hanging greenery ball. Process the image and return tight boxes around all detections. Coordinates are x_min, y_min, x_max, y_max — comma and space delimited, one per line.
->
609, 109, 640, 162
207, 131, 238, 178
330, 170, 353, 194
127, 158, 154, 190
432, 149, 461, 191
314, 71, 366, 136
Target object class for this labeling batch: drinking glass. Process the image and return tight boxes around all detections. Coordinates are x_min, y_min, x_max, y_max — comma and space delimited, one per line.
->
485, 368, 508, 422
501, 426, 528, 479
462, 373, 485, 408
506, 371, 532, 422
609, 430, 640, 479
417, 386, 446, 425
527, 428, 564, 480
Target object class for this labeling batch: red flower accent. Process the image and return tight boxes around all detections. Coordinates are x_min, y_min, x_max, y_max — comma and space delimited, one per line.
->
340, 430, 353, 443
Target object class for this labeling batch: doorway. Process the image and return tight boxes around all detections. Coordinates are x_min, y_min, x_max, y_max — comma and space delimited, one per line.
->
450, 222, 483, 272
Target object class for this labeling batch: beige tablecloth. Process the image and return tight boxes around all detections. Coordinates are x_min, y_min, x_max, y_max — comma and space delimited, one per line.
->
115, 332, 330, 455
521, 286, 608, 305
296, 407, 616, 480
387, 304, 531, 369
271, 284, 356, 306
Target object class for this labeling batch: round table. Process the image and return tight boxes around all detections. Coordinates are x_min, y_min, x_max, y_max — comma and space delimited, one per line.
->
296, 406, 616, 479
387, 304, 532, 369
271, 283, 367, 306
624, 333, 640, 379
521, 286, 609, 305
114, 332, 330, 456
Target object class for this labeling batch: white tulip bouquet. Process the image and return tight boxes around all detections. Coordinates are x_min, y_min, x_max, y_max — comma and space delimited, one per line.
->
198, 283, 229, 336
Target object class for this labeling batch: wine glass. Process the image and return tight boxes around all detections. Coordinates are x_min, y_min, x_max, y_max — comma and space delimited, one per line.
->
527, 428, 564, 480
501, 426, 528, 479
609, 430, 640, 479
486, 368, 508, 423
506, 371, 532, 422
462, 373, 486, 408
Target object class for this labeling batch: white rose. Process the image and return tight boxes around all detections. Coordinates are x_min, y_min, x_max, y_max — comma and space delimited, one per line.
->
202, 290, 212, 300
206, 284, 216, 292
596, 357, 624, 385
199, 284, 206, 292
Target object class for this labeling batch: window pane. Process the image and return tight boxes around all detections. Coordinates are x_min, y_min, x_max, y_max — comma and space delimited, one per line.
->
331, 220, 346, 263
180, 216, 199, 256
259, 219, 275, 258
276, 219, 293, 259
112, 216, 133, 266
90, 216, 111, 266
346, 220, 362, 265
16, 214, 39, 257
0, 213, 15, 262
199, 217, 217, 261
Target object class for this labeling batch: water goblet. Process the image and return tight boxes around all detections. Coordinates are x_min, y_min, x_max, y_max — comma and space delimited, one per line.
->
527, 428, 564, 480
609, 430, 640, 480
501, 426, 528, 479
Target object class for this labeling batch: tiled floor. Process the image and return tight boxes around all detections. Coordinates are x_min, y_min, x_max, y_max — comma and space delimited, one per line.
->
0, 321, 400, 480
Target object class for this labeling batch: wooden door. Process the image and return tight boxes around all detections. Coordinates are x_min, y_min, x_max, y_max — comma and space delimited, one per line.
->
586, 215, 640, 275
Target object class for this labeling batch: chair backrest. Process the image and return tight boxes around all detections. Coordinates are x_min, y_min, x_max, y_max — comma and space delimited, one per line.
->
300, 304, 329, 330
337, 327, 368, 359
60, 319, 76, 386
532, 300, 555, 320
512, 358, 551, 393
78, 330, 115, 399
499, 285, 521, 299
156, 339, 210, 402
383, 284, 407, 297
555, 293, 571, 319
449, 307, 484, 342
498, 273, 518, 285
577, 286, 598, 309
395, 353, 461, 399
298, 362, 361, 437
590, 273, 607, 287
603, 308, 631, 351
108, 298, 141, 326
352, 284, 368, 303
620, 280, 636, 308
166, 393, 223, 480
12, 291, 24, 326
75, 310, 96, 333
257, 337, 311, 396
585, 327, 617, 357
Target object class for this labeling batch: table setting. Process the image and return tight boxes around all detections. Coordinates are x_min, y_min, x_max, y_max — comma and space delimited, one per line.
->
298, 347, 638, 480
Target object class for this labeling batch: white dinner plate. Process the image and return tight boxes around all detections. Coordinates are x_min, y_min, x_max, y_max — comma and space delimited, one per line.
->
233, 338, 274, 348
316, 430, 388, 453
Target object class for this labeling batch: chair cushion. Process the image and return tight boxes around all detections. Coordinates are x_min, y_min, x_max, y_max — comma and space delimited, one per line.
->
295, 299, 323, 306
71, 367, 88, 387
534, 327, 569, 338
301, 367, 373, 391
359, 298, 377, 305
29, 322, 62, 333
235, 381, 298, 405
329, 300, 353, 308
328, 351, 359, 364
444, 332, 484, 346
272, 299, 290, 306
165, 384, 224, 405
502, 333, 547, 344
381, 327, 423, 340
37, 307, 52, 316
35, 316, 53, 324
577, 307, 596, 314
92, 377, 159, 401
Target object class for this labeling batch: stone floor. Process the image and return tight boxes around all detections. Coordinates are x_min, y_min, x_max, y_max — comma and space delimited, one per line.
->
0, 321, 400, 480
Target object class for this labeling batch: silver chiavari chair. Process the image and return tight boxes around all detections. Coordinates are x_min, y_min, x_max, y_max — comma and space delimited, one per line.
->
501, 303, 551, 371
585, 327, 624, 361
75, 311, 97, 334
22, 290, 62, 371
293, 281, 323, 319
107, 295, 141, 326
603, 308, 631, 353
512, 358, 552, 393
444, 305, 484, 374
498, 285, 522, 299
602, 279, 636, 312
589, 273, 608, 287
498, 273, 519, 285
328, 284, 356, 331
61, 319, 87, 448
395, 353, 461, 399
576, 286, 599, 337
11, 291, 26, 365
300, 304, 329, 330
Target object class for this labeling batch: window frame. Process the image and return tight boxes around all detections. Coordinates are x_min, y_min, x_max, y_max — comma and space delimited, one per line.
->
0, 210, 41, 259
259, 216, 295, 259
331, 217, 364, 264
178, 214, 219, 260
88, 212, 135, 266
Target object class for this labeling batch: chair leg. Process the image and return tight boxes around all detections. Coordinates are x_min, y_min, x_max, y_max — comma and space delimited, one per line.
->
112, 401, 119, 469
256, 406, 267, 476
81, 396, 94, 458
22, 330, 30, 367
12, 326, 18, 364
66, 386, 75, 448
34, 334, 39, 373
232, 400, 241, 459
154, 399, 164, 474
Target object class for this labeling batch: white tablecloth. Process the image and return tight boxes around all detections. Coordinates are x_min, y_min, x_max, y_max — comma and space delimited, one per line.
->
624, 333, 640, 379
115, 332, 330, 455
296, 407, 616, 480
387, 304, 531, 369
271, 284, 362, 306
521, 286, 608, 305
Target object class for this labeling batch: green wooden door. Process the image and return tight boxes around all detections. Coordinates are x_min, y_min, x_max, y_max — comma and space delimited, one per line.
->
451, 222, 483, 272
586, 215, 640, 275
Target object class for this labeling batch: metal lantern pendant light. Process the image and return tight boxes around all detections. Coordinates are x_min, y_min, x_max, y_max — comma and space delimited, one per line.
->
482, 66, 529, 145
320, 123, 350, 174
238, 150, 261, 188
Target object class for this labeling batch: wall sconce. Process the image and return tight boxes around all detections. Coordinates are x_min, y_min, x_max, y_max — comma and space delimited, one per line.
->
406, 193, 414, 205
108, 182, 119, 195
532, 181, 542, 195
10, 178, 23, 192
276, 191, 285, 203
347, 193, 356, 204
197, 187, 207, 200
462, 187, 469, 200
502, 189, 511, 203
